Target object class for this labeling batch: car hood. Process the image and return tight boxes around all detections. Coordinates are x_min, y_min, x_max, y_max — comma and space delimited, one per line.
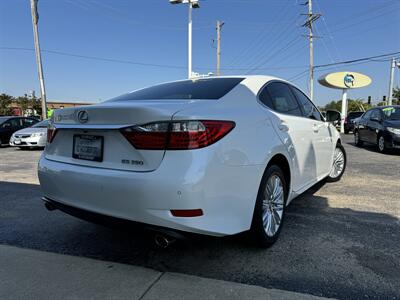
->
384, 120, 400, 128
13, 127, 47, 135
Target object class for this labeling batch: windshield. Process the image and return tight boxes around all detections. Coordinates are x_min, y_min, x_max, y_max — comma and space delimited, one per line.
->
108, 78, 244, 101
32, 119, 49, 128
382, 107, 400, 120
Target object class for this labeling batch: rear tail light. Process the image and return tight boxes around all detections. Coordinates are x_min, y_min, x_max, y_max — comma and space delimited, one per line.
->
121, 120, 235, 150
47, 127, 57, 143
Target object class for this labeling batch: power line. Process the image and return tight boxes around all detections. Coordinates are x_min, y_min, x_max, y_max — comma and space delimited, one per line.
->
2, 46, 398, 72
314, 51, 400, 68
0, 46, 307, 71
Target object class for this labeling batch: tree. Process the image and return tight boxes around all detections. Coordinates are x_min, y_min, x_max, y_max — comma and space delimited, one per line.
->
392, 86, 400, 104
323, 98, 371, 113
15, 95, 31, 116
0, 93, 13, 115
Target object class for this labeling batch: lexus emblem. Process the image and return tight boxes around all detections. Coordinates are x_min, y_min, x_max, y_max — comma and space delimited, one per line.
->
77, 110, 89, 123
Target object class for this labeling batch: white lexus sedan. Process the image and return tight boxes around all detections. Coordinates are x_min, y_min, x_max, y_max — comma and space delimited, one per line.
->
38, 76, 346, 247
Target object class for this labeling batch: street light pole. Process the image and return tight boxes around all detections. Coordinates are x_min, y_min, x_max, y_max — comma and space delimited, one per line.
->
169, 0, 199, 79
340, 89, 348, 134
188, 3, 192, 78
30, 0, 47, 120
388, 58, 395, 106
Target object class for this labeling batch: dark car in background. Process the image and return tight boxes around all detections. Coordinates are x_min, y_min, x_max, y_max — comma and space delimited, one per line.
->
354, 106, 400, 153
344, 111, 364, 134
0, 116, 39, 146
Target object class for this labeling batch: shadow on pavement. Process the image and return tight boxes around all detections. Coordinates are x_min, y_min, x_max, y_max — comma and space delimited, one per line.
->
0, 180, 399, 300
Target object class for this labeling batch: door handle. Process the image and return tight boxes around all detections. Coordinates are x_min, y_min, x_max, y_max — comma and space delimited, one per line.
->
312, 124, 319, 133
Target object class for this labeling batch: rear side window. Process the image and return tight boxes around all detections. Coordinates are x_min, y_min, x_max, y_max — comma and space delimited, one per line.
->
290, 86, 322, 121
259, 82, 302, 117
109, 78, 244, 101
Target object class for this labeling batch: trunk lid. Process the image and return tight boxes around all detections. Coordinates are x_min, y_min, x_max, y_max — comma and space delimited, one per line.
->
45, 100, 201, 172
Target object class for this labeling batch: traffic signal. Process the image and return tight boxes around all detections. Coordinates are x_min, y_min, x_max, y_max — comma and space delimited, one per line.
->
368, 96, 371, 105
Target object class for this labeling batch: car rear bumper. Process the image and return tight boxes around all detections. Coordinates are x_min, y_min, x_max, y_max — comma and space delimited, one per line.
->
38, 153, 264, 237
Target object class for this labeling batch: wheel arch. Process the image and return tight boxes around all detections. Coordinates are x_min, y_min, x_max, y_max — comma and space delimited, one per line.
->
265, 153, 291, 198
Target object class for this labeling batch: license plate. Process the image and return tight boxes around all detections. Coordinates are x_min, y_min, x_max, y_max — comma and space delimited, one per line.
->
73, 135, 103, 162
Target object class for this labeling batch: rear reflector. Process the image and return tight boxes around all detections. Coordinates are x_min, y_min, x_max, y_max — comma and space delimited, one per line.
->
170, 209, 203, 217
121, 120, 235, 150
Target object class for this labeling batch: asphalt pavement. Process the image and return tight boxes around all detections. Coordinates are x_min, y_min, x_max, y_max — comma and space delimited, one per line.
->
0, 135, 399, 299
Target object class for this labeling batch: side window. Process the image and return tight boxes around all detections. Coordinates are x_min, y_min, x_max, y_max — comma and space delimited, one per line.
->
290, 86, 322, 121
263, 82, 302, 117
1, 121, 11, 129
258, 87, 273, 109
370, 110, 381, 121
8, 118, 21, 128
23, 118, 37, 127
362, 110, 372, 120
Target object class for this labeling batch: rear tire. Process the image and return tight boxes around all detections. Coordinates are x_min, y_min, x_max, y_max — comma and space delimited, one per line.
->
354, 131, 363, 147
326, 143, 346, 182
251, 165, 287, 248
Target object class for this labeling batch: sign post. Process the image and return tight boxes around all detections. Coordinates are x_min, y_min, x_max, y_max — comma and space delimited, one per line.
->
340, 89, 348, 134
318, 71, 372, 134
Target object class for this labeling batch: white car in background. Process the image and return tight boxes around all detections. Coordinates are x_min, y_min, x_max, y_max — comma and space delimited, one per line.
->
10, 119, 49, 149
38, 76, 346, 247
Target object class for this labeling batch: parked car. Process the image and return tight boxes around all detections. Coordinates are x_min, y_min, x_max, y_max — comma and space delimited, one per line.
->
10, 119, 49, 149
38, 76, 346, 248
344, 111, 364, 134
354, 106, 400, 153
0, 116, 39, 146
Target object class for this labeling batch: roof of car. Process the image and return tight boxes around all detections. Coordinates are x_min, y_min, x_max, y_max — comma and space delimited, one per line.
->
376, 105, 400, 109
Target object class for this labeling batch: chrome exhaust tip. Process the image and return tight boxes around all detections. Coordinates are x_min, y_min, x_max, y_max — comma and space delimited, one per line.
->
154, 234, 176, 249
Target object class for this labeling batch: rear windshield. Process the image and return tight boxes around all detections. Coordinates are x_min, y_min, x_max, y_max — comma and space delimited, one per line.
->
108, 78, 244, 101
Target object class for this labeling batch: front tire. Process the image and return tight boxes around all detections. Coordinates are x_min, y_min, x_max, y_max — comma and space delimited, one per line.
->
326, 143, 346, 182
377, 135, 387, 153
251, 165, 287, 248
354, 131, 363, 146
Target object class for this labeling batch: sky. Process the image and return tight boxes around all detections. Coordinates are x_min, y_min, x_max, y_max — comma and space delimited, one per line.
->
0, 0, 399, 107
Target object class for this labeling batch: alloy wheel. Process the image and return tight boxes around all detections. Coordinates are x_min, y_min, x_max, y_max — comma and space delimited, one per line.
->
262, 174, 284, 237
378, 136, 385, 152
329, 147, 345, 179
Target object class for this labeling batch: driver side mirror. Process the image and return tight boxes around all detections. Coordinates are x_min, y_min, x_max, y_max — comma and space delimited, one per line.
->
325, 110, 341, 125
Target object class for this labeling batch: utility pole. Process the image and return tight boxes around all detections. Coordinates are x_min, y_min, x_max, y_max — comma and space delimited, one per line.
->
216, 21, 224, 76
188, 3, 193, 78
388, 57, 396, 106
302, 0, 320, 101
30, 0, 47, 120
